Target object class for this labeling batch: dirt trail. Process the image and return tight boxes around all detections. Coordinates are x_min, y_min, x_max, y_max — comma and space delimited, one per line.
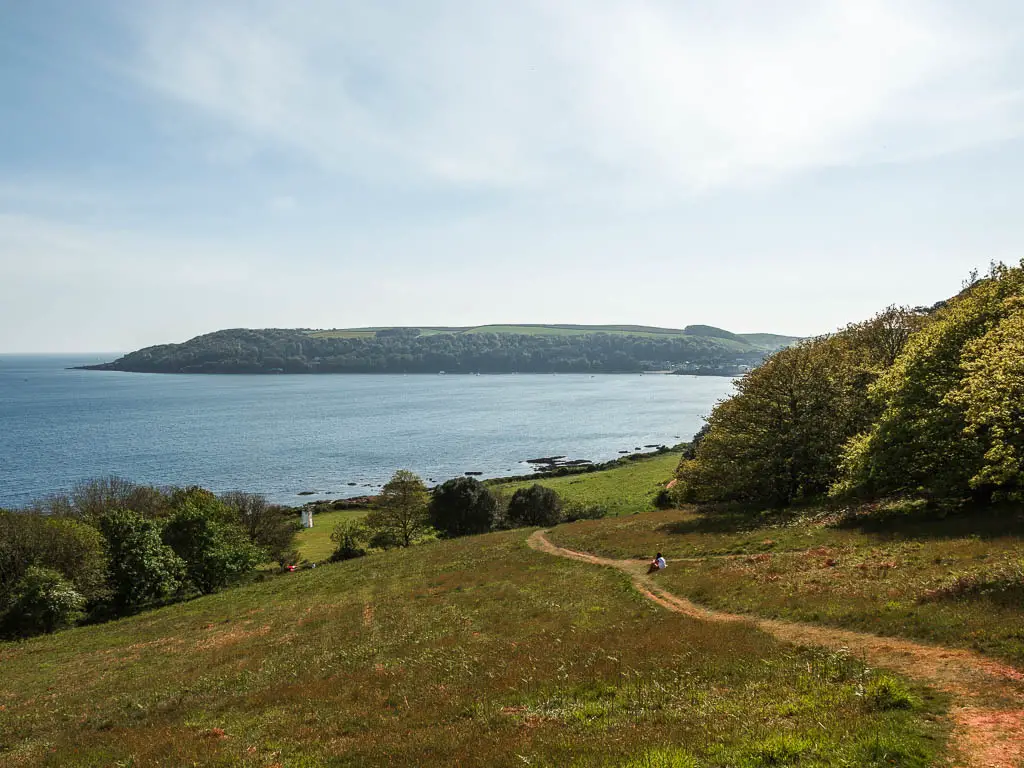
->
527, 530, 1024, 768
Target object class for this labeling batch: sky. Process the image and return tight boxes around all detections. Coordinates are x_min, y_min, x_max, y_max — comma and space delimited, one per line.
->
3, 1, 1024, 353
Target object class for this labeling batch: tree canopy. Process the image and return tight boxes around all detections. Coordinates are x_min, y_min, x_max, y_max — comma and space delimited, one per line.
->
84, 327, 781, 375
364, 470, 432, 548
676, 307, 926, 507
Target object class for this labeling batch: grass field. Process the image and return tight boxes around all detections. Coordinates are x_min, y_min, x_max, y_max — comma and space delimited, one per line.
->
0, 531, 946, 767
549, 503, 1024, 667
491, 453, 680, 517
293, 508, 368, 562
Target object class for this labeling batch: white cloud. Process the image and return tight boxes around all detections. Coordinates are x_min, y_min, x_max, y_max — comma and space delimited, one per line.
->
126, 0, 1022, 192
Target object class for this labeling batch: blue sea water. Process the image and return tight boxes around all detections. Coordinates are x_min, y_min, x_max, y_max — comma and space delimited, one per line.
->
0, 355, 735, 509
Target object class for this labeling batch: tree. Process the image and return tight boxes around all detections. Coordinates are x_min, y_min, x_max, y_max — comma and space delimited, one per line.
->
98, 509, 185, 609
329, 520, 369, 561
0, 511, 108, 607
506, 484, 562, 527
364, 470, 431, 548
1, 566, 85, 637
834, 263, 1024, 502
428, 477, 497, 537
676, 306, 926, 507
39, 476, 170, 521
948, 305, 1024, 498
162, 489, 265, 593
220, 491, 299, 567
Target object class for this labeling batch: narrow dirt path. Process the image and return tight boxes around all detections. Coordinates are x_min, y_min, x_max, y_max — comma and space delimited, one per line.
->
527, 530, 1024, 768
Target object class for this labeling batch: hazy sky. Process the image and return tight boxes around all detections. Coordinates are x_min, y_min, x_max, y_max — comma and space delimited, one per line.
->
3, 1, 1024, 352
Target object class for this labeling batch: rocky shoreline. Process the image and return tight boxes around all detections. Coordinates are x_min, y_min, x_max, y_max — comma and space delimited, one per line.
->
294, 443, 683, 509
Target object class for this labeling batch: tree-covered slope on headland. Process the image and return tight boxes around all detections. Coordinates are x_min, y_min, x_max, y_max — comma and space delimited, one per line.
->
81, 325, 800, 374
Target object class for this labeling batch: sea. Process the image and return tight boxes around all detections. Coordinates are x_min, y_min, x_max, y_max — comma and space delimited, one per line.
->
0, 355, 736, 509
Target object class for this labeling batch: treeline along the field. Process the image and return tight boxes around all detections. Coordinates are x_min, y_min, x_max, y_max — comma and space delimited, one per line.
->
84, 327, 772, 374
676, 261, 1024, 509
0, 480, 299, 639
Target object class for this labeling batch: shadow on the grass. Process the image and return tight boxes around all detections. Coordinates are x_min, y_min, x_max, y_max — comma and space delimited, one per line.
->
833, 500, 1024, 541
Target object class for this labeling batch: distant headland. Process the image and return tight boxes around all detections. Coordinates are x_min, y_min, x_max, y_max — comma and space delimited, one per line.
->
79, 324, 801, 375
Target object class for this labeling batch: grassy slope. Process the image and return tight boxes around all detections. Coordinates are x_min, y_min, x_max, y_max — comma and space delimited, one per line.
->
549, 504, 1024, 667
0, 532, 945, 767
492, 452, 680, 517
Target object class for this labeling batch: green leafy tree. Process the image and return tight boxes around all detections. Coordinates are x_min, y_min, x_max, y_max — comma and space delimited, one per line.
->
678, 307, 925, 507
1, 566, 85, 637
949, 304, 1024, 497
329, 520, 369, 561
834, 263, 1024, 502
220, 491, 300, 567
0, 511, 109, 606
98, 509, 185, 609
364, 470, 431, 548
506, 484, 562, 527
428, 477, 497, 537
162, 489, 265, 593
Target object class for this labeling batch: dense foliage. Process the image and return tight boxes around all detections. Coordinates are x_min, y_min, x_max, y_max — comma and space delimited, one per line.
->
676, 307, 925, 506
428, 477, 498, 537
85, 327, 781, 374
0, 479, 299, 637
678, 262, 1024, 509
507, 484, 563, 526
0, 566, 85, 637
836, 263, 1024, 502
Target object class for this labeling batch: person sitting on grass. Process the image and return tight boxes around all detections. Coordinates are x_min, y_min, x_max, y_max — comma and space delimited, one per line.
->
647, 552, 667, 574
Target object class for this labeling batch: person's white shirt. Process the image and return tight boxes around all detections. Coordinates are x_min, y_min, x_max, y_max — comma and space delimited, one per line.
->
655, 556, 667, 570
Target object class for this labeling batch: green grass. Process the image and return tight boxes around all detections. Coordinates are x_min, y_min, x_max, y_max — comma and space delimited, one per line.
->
0, 531, 946, 767
293, 508, 368, 562
493, 452, 680, 516
549, 503, 1024, 667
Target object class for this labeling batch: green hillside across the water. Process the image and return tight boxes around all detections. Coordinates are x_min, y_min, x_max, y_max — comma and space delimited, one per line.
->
81, 324, 800, 375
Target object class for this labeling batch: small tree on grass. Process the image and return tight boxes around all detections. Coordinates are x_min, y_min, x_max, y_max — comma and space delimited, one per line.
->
507, 484, 562, 527
429, 477, 497, 537
1, 566, 85, 637
330, 520, 369, 561
364, 470, 431, 548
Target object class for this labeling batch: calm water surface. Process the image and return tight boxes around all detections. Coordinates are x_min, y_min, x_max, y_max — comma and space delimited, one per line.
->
0, 356, 734, 508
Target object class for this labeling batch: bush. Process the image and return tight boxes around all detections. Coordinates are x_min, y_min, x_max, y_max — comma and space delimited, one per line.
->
652, 488, 675, 509
330, 520, 368, 561
429, 477, 497, 537
506, 484, 562, 527
562, 502, 608, 522
1, 566, 85, 637
0, 511, 109, 605
863, 674, 917, 710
